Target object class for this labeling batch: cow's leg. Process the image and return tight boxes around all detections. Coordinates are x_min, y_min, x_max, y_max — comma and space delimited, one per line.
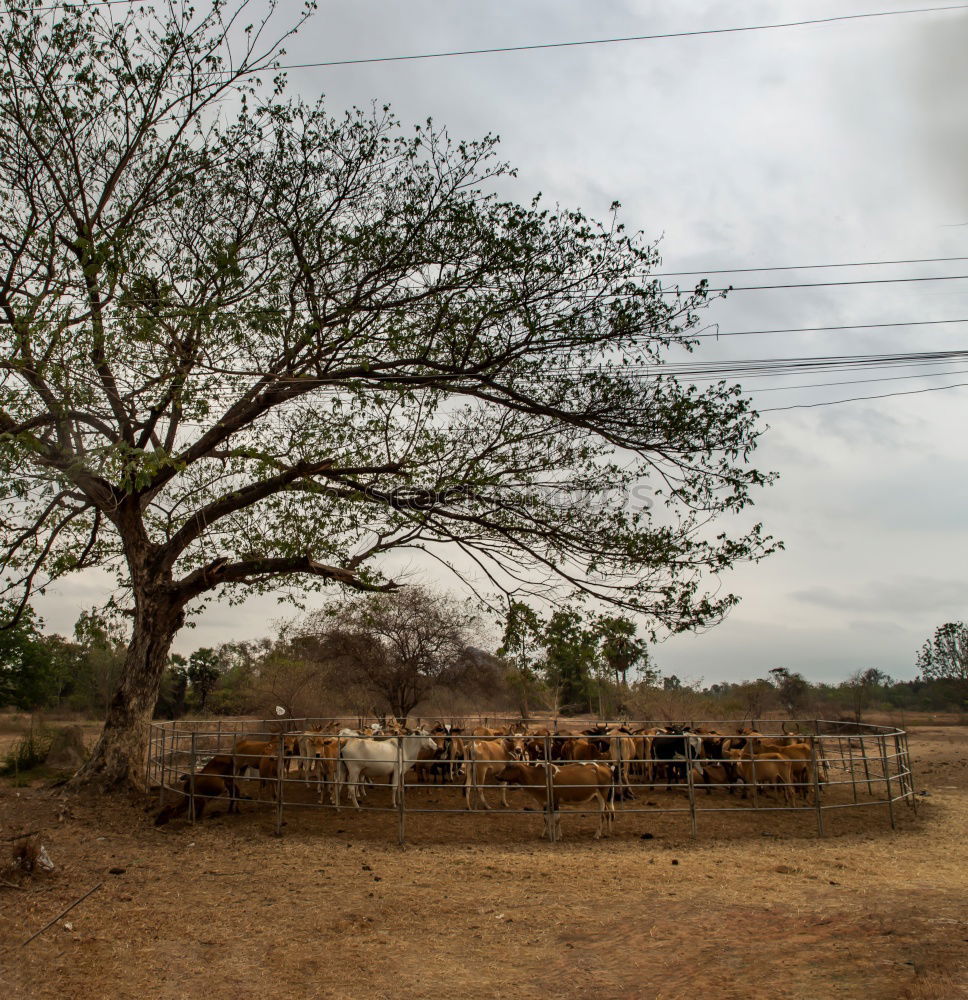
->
347, 766, 360, 809
477, 766, 490, 809
225, 777, 240, 814
465, 765, 486, 809
332, 765, 342, 809
315, 764, 323, 805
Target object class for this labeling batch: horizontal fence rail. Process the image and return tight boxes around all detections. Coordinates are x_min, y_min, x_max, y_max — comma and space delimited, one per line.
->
147, 717, 917, 843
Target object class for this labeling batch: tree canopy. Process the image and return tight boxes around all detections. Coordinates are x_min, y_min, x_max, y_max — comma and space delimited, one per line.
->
304, 586, 478, 722
917, 622, 967, 705
0, 1, 777, 786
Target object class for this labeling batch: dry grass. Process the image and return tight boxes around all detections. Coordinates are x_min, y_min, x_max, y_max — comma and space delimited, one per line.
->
0, 727, 965, 999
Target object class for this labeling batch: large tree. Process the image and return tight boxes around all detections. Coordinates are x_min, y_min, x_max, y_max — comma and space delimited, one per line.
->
0, 1, 776, 788
917, 622, 968, 705
309, 587, 476, 722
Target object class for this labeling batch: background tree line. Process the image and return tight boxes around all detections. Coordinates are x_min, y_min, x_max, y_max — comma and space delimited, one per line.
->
2, 593, 965, 722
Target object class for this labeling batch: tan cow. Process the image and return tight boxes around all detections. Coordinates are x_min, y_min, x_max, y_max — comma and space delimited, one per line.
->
463, 738, 514, 809
494, 761, 615, 840
609, 734, 636, 800
301, 733, 340, 803
471, 725, 504, 737
629, 733, 654, 784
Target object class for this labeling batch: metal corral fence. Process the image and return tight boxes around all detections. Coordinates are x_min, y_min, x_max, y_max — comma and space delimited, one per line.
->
147, 717, 917, 843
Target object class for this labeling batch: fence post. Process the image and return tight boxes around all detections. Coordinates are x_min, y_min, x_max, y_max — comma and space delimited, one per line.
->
543, 734, 556, 844
614, 733, 623, 803
686, 743, 702, 837
902, 732, 918, 815
858, 732, 873, 794
879, 736, 896, 830
157, 725, 167, 808
467, 738, 476, 810
846, 736, 858, 803
189, 731, 197, 825
893, 733, 913, 808
396, 737, 406, 846
144, 724, 153, 795
685, 736, 702, 837
275, 731, 285, 837
810, 734, 825, 836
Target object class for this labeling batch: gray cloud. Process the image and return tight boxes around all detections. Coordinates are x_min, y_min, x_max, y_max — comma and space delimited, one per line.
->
793, 577, 967, 616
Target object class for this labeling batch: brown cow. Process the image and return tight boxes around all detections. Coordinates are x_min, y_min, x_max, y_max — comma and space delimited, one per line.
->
231, 738, 274, 778
563, 738, 608, 762
155, 754, 242, 825
725, 748, 794, 805
494, 761, 615, 840
766, 740, 821, 800
258, 749, 283, 798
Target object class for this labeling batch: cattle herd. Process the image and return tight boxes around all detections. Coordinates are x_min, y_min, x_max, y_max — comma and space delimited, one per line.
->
155, 720, 836, 839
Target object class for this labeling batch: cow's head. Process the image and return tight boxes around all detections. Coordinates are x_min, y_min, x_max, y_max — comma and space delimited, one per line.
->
494, 762, 528, 785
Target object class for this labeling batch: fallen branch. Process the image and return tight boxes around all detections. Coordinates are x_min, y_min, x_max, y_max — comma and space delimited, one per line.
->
1, 830, 40, 842
17, 882, 103, 949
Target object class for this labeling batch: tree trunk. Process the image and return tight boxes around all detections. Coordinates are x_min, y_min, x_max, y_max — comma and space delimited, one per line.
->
72, 594, 184, 791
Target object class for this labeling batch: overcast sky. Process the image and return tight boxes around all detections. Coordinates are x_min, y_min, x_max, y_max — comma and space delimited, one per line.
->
36, 0, 968, 684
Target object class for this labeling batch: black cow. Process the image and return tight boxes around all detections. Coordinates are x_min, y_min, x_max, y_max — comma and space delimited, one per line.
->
650, 725, 702, 788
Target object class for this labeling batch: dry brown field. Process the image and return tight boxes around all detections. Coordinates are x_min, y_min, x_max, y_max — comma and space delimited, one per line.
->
1, 726, 966, 999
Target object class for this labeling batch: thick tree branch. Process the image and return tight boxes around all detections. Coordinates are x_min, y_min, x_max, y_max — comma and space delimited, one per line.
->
175, 554, 398, 603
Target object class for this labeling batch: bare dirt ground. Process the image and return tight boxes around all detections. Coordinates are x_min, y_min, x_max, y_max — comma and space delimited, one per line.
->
1, 727, 966, 1000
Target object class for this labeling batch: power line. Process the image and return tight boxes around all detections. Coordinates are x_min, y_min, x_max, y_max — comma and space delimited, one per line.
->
673, 274, 968, 294
692, 317, 968, 339
653, 255, 968, 278
264, 5, 968, 71
743, 366, 968, 393
759, 380, 968, 412
5, 274, 968, 331
615, 350, 968, 379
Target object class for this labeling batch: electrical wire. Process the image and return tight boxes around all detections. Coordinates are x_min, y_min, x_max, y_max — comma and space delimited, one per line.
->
691, 317, 968, 339
759, 380, 968, 411
669, 274, 968, 295
6, 3, 968, 68
653, 255, 968, 277
4, 272, 968, 329
263, 5, 968, 71
740, 366, 968, 393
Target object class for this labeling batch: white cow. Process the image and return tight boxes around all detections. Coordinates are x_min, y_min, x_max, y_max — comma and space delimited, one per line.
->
337, 732, 437, 809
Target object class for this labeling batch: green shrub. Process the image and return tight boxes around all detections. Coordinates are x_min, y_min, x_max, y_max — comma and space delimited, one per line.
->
0, 725, 54, 776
